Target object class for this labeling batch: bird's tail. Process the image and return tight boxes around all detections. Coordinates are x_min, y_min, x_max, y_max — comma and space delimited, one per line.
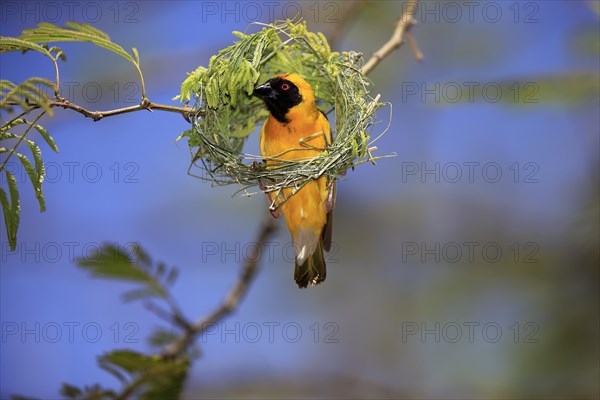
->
294, 239, 326, 288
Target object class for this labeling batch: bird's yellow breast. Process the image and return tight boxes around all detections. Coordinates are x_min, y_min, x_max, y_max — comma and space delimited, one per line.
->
259, 110, 331, 233
260, 110, 330, 161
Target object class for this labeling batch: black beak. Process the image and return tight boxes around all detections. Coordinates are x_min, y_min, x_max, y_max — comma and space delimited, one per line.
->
253, 81, 274, 98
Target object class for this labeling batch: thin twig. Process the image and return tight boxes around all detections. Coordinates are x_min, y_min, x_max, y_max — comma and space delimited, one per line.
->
161, 216, 278, 359
50, 97, 193, 122
143, 301, 193, 332
360, 0, 423, 75
405, 30, 424, 62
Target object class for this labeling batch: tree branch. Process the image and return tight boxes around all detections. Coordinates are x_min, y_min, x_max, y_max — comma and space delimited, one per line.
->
360, 0, 423, 75
50, 97, 194, 122
161, 216, 278, 359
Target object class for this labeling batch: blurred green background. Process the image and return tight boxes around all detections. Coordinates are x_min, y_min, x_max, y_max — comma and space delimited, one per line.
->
1, 1, 598, 398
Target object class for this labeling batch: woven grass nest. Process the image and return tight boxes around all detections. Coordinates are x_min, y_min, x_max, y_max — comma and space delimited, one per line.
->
176, 19, 390, 202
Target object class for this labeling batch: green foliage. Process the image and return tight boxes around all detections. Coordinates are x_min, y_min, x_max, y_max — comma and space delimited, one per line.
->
15, 22, 145, 97
65, 243, 190, 399
529, 73, 600, 106
1, 77, 56, 114
60, 383, 116, 400
177, 20, 388, 204
148, 328, 180, 349
572, 25, 600, 56
1, 22, 147, 252
437, 74, 600, 107
98, 350, 189, 399
3, 23, 192, 397
0, 170, 19, 250
0, 37, 66, 63
59, 351, 189, 400
588, 0, 600, 17
434, 12, 599, 109
77, 243, 178, 303
0, 114, 58, 250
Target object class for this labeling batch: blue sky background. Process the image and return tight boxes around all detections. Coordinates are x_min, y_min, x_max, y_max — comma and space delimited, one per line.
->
1, 1, 599, 398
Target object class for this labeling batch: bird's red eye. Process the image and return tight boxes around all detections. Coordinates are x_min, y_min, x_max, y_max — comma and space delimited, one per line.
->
281, 83, 290, 91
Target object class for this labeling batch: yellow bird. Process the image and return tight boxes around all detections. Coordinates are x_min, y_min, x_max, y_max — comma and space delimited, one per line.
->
253, 73, 335, 288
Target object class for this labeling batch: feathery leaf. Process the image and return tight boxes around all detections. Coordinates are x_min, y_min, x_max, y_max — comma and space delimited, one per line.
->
0, 171, 20, 251
33, 124, 58, 152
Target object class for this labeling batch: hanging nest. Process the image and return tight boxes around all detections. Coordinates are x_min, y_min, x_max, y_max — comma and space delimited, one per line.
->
176, 19, 390, 201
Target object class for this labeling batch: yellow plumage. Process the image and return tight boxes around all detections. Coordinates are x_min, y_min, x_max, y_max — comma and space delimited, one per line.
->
255, 74, 334, 288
